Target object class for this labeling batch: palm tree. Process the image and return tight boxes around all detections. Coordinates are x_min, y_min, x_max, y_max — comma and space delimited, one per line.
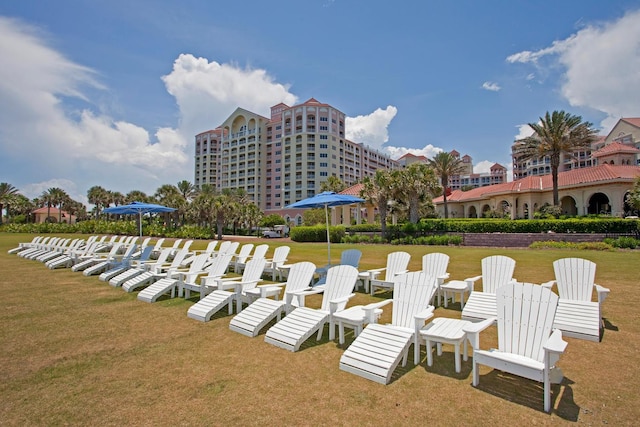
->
361, 170, 394, 238
392, 163, 440, 224
47, 187, 68, 223
515, 110, 598, 206
125, 190, 149, 204
427, 152, 466, 219
40, 189, 54, 222
320, 176, 347, 193
0, 182, 19, 225
87, 186, 110, 219
176, 180, 196, 225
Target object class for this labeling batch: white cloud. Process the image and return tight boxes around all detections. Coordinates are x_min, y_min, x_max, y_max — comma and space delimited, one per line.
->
482, 81, 501, 92
514, 123, 534, 140
346, 106, 397, 150
21, 179, 88, 206
507, 9, 640, 131
383, 144, 442, 161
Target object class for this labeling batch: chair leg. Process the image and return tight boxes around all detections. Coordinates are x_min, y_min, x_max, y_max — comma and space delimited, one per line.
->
426, 339, 434, 367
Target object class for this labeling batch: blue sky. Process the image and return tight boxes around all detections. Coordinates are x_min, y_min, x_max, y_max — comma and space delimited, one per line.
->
1, 0, 639, 205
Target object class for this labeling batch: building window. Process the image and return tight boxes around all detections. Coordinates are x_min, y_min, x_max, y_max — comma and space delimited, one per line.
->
320, 172, 328, 176
320, 135, 328, 140
320, 144, 328, 149
320, 153, 328, 158
320, 162, 328, 167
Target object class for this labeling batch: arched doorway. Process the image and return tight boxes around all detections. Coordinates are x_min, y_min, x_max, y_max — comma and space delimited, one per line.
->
482, 204, 491, 217
468, 206, 477, 218
560, 196, 577, 216
588, 193, 610, 215
523, 203, 529, 219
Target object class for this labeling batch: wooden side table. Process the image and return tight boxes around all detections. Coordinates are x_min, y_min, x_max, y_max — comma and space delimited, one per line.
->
420, 317, 471, 373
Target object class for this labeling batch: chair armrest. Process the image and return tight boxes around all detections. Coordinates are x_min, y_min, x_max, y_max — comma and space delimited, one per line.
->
233, 279, 263, 292
414, 306, 436, 322
366, 267, 386, 279
200, 274, 225, 286
543, 329, 568, 355
594, 284, 610, 304
463, 317, 496, 349
362, 299, 393, 321
290, 287, 324, 297
256, 283, 285, 298
393, 270, 409, 277
329, 293, 356, 313
541, 280, 555, 289
464, 275, 482, 283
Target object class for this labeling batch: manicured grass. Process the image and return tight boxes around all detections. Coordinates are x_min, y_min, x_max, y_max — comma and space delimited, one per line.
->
1, 233, 639, 425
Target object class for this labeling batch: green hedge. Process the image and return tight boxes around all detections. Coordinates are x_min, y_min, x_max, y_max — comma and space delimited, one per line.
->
289, 225, 346, 243
348, 218, 639, 235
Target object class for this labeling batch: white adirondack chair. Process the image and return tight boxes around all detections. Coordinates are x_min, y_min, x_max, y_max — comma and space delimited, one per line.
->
180, 254, 233, 299
122, 247, 190, 293
264, 265, 359, 352
234, 244, 268, 273
263, 246, 290, 281
72, 242, 123, 272
137, 253, 210, 303
231, 243, 254, 273
460, 255, 516, 321
464, 282, 568, 413
186, 258, 266, 321
83, 241, 139, 276
229, 261, 317, 337
366, 251, 411, 295
339, 272, 438, 384
421, 252, 450, 304
315, 249, 362, 286
541, 257, 610, 342
8, 236, 42, 254
109, 247, 173, 287
99, 246, 154, 282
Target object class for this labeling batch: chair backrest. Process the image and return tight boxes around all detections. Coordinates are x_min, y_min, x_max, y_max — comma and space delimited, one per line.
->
272, 246, 290, 265
552, 257, 596, 302
252, 244, 269, 260
153, 248, 172, 266
136, 246, 154, 263
384, 251, 411, 281
422, 253, 449, 278
340, 249, 362, 268
139, 237, 151, 249
216, 241, 231, 255
225, 241, 240, 256
189, 254, 210, 273
205, 240, 219, 254
242, 257, 267, 282
206, 254, 233, 278
121, 243, 138, 260
152, 238, 165, 252
181, 240, 193, 251
497, 282, 558, 362
320, 265, 359, 312
391, 272, 438, 328
236, 244, 255, 264
170, 239, 183, 249
481, 255, 516, 293
283, 262, 317, 297
170, 248, 189, 268
106, 243, 123, 259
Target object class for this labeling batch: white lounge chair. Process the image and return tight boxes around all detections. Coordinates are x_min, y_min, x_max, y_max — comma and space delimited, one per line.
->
541, 257, 610, 342
339, 271, 437, 384
122, 248, 190, 293
263, 246, 290, 281
365, 251, 411, 295
99, 246, 154, 282
72, 243, 123, 272
315, 249, 362, 286
187, 258, 266, 321
137, 253, 210, 303
421, 252, 450, 305
109, 248, 173, 287
460, 255, 516, 322
83, 240, 139, 276
464, 282, 568, 412
179, 254, 233, 300
264, 265, 359, 352
8, 236, 43, 254
234, 244, 269, 274
229, 261, 317, 337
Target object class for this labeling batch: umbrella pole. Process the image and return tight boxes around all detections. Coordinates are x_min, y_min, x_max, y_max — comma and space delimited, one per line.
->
325, 204, 331, 266
139, 212, 142, 237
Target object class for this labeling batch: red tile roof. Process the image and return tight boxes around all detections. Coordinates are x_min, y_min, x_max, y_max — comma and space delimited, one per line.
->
32, 207, 71, 216
592, 142, 640, 157
621, 117, 640, 128
434, 164, 640, 203
340, 183, 364, 196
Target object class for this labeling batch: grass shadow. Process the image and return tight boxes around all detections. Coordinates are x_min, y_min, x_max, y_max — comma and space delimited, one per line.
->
474, 371, 579, 420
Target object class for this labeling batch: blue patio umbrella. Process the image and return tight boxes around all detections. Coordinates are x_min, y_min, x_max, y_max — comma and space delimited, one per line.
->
103, 201, 176, 236
286, 191, 364, 266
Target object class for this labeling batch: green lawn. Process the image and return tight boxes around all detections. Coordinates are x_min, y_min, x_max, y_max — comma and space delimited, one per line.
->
1, 233, 639, 425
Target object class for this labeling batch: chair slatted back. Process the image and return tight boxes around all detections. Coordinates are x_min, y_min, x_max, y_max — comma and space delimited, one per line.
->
320, 265, 359, 312
240, 258, 267, 292
206, 254, 233, 278
340, 249, 362, 268
283, 262, 316, 303
422, 253, 450, 278
271, 246, 290, 265
236, 244, 255, 264
481, 255, 516, 293
252, 244, 270, 260
497, 282, 558, 362
384, 251, 411, 282
553, 257, 596, 302
392, 272, 437, 328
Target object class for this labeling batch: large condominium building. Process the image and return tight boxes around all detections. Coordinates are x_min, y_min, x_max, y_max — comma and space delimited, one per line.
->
194, 98, 398, 212
511, 117, 640, 180
397, 150, 507, 190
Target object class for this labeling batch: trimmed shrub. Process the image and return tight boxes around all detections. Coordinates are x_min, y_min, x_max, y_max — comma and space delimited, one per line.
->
290, 225, 346, 243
